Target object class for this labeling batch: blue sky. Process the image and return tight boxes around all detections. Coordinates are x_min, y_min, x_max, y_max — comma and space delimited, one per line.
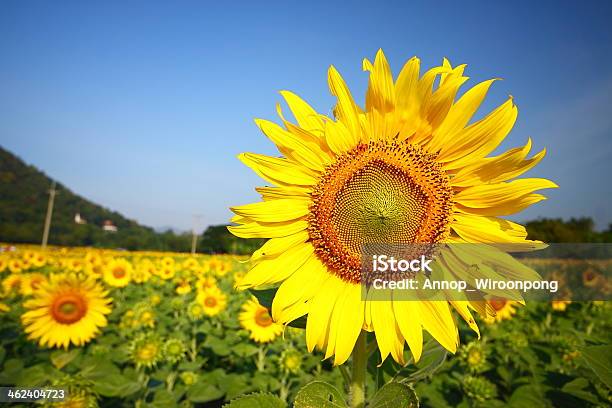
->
1, 1, 611, 231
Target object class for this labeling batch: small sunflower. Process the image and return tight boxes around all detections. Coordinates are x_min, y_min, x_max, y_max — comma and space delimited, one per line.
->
552, 299, 571, 311
279, 348, 303, 374
180, 371, 198, 386
2, 274, 23, 296
196, 287, 227, 316
459, 341, 488, 373
175, 279, 192, 295
21, 273, 112, 348
129, 333, 163, 368
195, 276, 217, 292
229, 50, 555, 365
0, 257, 8, 273
239, 299, 283, 343
484, 299, 518, 324
187, 301, 205, 320
8, 259, 23, 274
103, 258, 132, 288
20, 273, 47, 296
163, 338, 186, 364
158, 265, 175, 280
160, 257, 175, 268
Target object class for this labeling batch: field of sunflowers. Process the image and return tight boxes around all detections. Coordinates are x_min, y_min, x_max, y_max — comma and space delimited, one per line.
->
0, 244, 609, 407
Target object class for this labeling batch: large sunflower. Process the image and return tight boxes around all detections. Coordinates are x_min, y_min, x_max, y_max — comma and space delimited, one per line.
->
229, 50, 555, 365
21, 273, 112, 348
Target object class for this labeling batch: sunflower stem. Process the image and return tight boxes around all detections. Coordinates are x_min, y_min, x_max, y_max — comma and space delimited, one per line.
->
350, 331, 367, 408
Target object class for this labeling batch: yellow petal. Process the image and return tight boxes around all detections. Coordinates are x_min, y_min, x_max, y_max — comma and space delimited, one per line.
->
231, 199, 310, 223
238, 153, 319, 186
328, 65, 362, 142
228, 219, 308, 239
250, 230, 310, 263
255, 118, 326, 171
454, 178, 558, 208
325, 118, 359, 155
363, 49, 395, 114
237, 243, 313, 289
429, 79, 497, 151
419, 300, 458, 353
279, 90, 325, 135
438, 98, 517, 167
392, 298, 423, 362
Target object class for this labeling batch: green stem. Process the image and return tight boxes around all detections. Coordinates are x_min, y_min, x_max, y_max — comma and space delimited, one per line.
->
350, 331, 367, 408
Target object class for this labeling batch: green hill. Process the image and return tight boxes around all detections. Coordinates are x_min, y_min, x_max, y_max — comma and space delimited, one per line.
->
0, 146, 183, 250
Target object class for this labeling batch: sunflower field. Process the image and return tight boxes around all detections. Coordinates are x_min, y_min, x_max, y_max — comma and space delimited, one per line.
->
0, 244, 609, 407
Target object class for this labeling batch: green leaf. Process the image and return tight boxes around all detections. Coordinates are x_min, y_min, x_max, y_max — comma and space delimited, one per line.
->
561, 378, 599, 404
223, 392, 286, 408
15, 364, 50, 387
370, 382, 419, 408
204, 336, 231, 356
508, 385, 551, 408
0, 346, 6, 365
92, 373, 141, 397
404, 342, 447, 383
581, 345, 612, 389
232, 343, 259, 358
294, 381, 347, 408
151, 389, 178, 408
187, 382, 224, 403
50, 348, 81, 369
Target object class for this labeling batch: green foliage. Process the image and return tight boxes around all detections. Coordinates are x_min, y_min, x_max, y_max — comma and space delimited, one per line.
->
224, 392, 287, 408
294, 381, 347, 407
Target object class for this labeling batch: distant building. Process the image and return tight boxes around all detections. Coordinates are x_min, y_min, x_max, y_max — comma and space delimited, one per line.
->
74, 213, 87, 224
102, 220, 118, 232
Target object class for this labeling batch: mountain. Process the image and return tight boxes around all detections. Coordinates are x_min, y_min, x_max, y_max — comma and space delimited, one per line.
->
0, 146, 183, 250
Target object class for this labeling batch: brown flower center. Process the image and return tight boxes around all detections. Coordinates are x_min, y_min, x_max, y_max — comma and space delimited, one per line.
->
204, 297, 217, 307
255, 308, 273, 327
113, 267, 126, 279
51, 293, 87, 324
308, 141, 453, 283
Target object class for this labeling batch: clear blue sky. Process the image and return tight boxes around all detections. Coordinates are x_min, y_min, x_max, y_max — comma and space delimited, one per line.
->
1, 1, 611, 231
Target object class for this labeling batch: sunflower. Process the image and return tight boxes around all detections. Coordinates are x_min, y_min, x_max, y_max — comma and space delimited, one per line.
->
484, 299, 518, 323
175, 278, 192, 295
0, 257, 7, 273
552, 299, 571, 311
2, 274, 22, 295
8, 259, 23, 274
103, 258, 132, 287
129, 333, 163, 368
229, 50, 555, 365
195, 276, 217, 292
239, 299, 284, 343
187, 301, 205, 320
196, 286, 227, 316
20, 273, 47, 296
158, 265, 175, 280
21, 273, 112, 348
163, 338, 186, 363
279, 348, 303, 374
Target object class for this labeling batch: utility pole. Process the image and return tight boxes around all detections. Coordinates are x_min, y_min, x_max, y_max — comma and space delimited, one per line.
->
191, 214, 203, 255
41, 181, 57, 248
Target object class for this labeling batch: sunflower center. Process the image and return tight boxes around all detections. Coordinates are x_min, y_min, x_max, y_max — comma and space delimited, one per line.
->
51, 294, 87, 324
255, 308, 273, 327
309, 141, 453, 284
113, 267, 126, 279
489, 299, 507, 311
137, 344, 158, 360
204, 297, 217, 307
